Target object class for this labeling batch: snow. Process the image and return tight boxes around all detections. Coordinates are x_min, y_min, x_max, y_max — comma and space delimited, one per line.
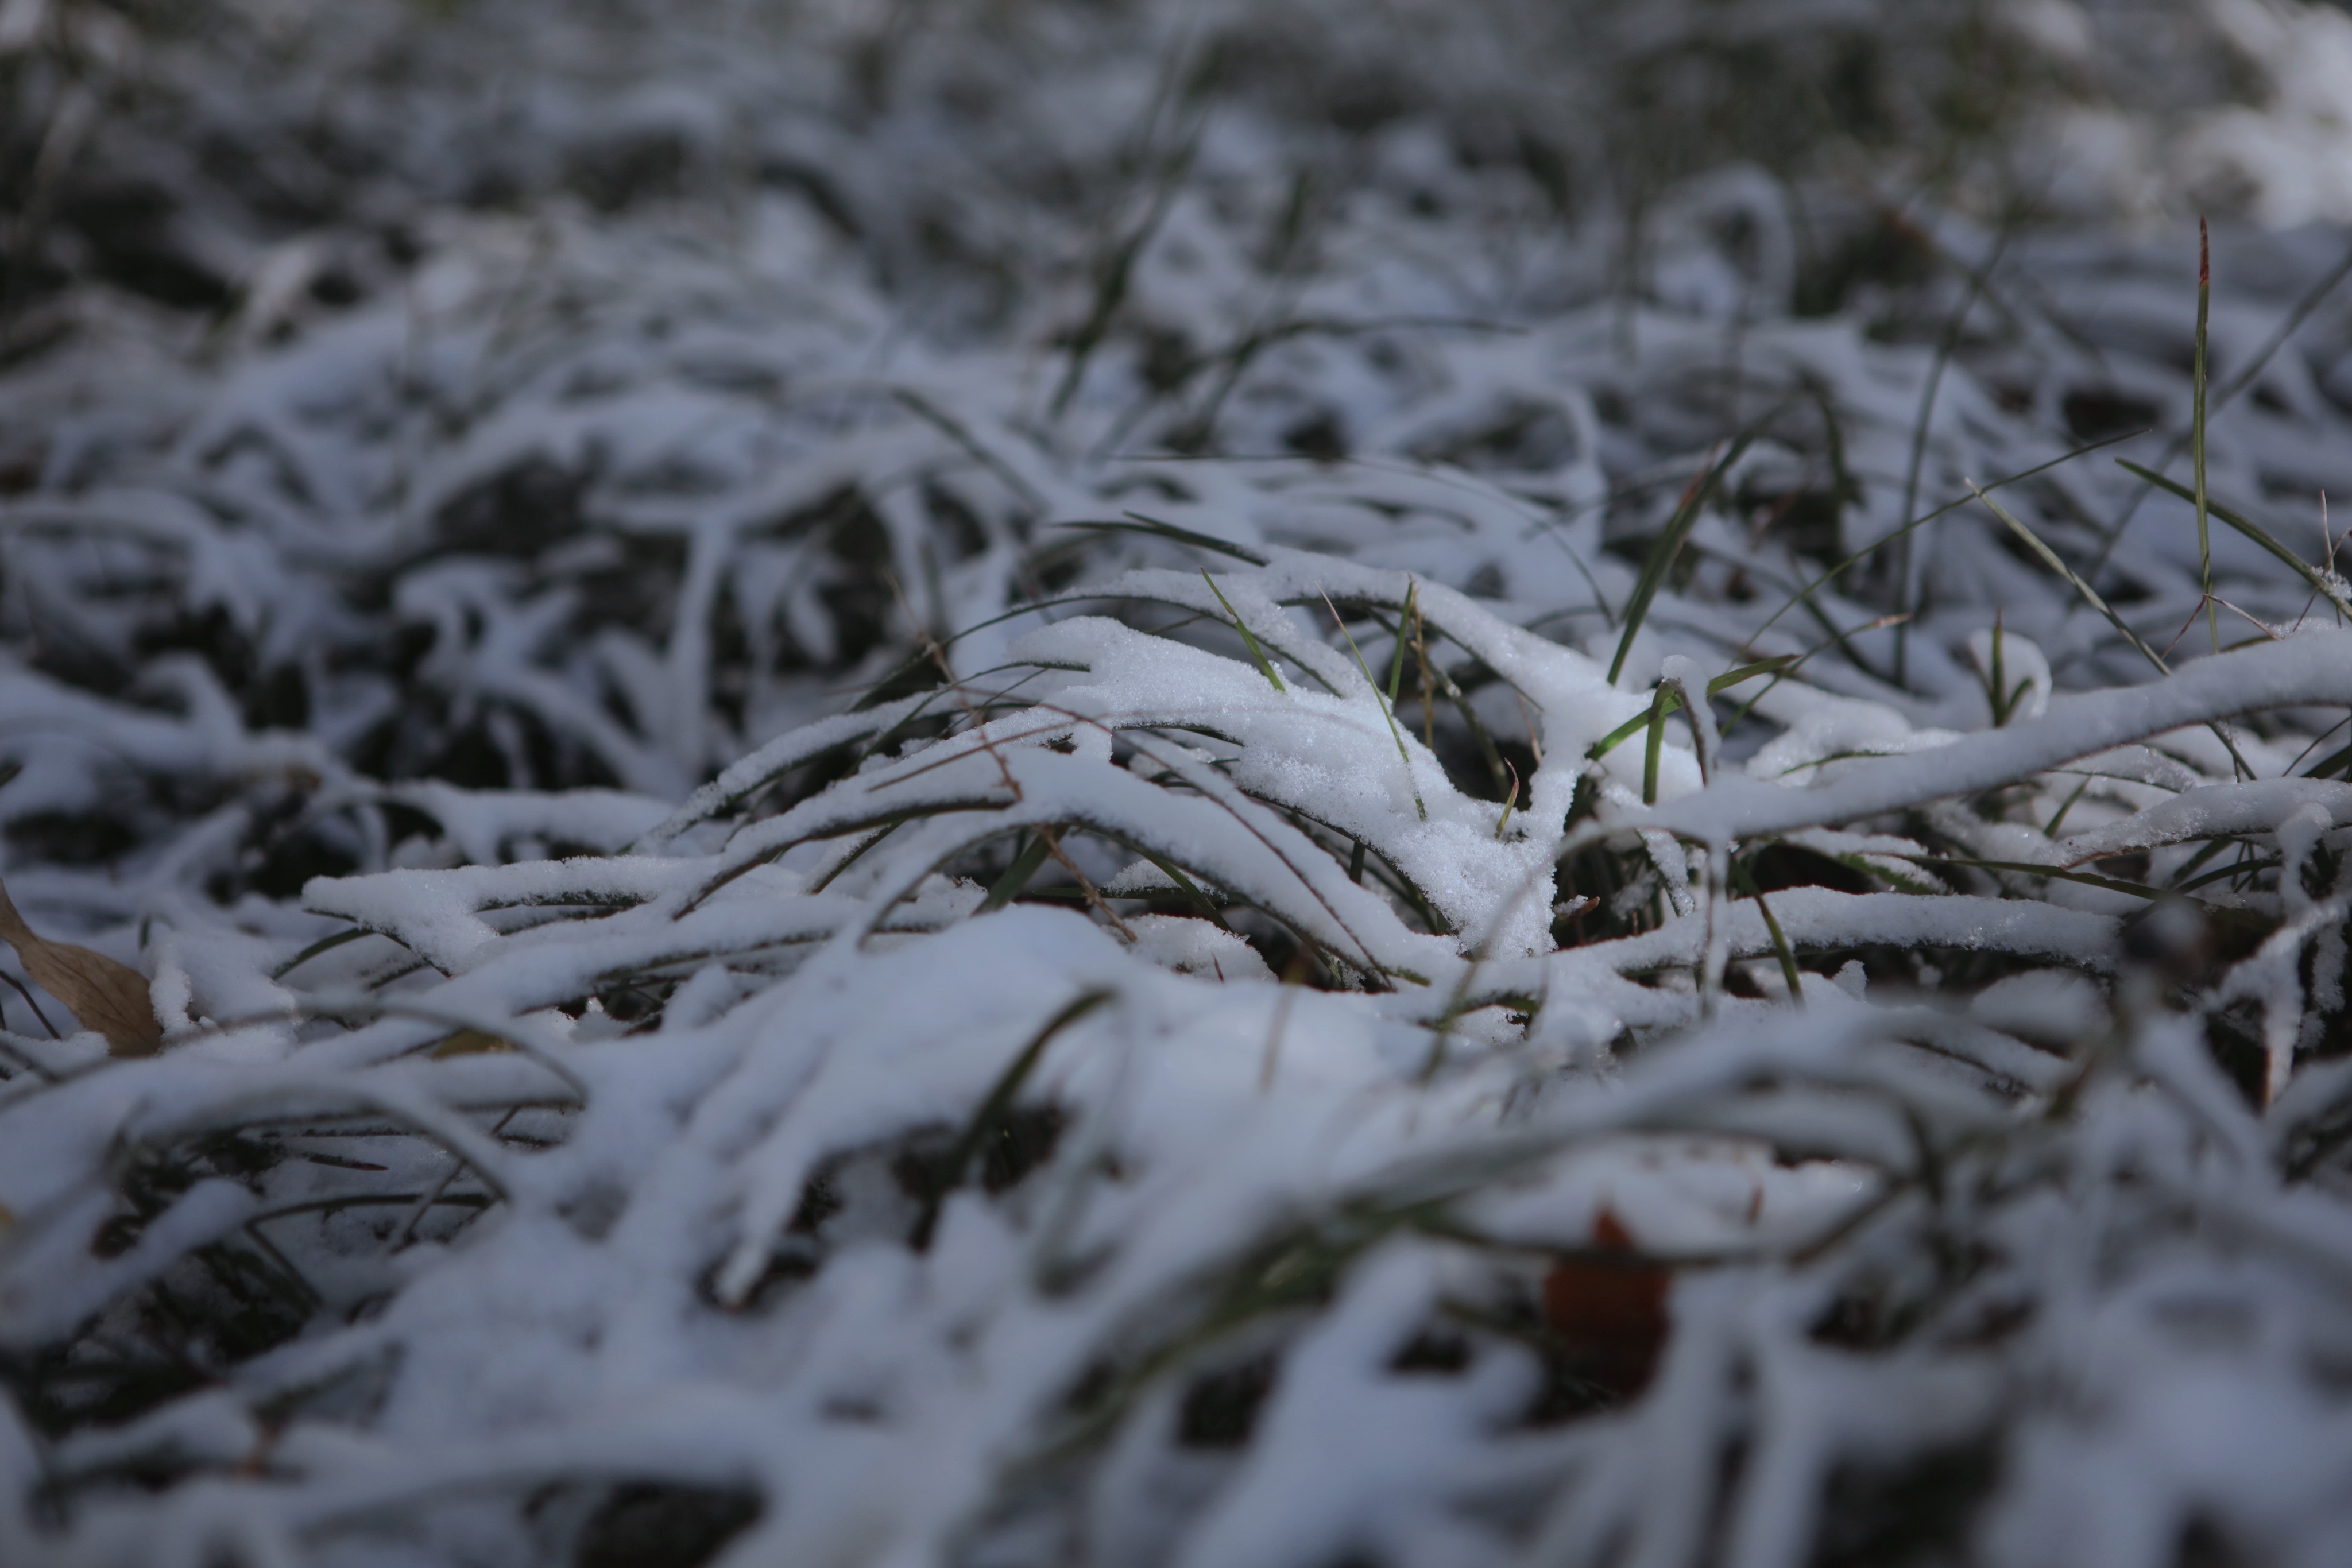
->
5, 1, 2352, 1565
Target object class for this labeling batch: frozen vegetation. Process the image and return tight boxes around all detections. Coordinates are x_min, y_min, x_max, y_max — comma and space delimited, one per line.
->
6, 1, 2352, 1563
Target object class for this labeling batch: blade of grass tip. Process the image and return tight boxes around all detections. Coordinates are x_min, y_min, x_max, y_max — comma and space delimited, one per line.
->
1970, 479, 2256, 779
1610, 433, 1754, 686
1378, 620, 1511, 796
1705, 655, 1797, 698
1587, 656, 1790, 762
1969, 481, 2167, 671
981, 831, 1057, 913
1906, 854, 2164, 898
911, 988, 1116, 1251
1754, 889, 1803, 1006
2088, 229, 2352, 582
271, 924, 376, 980
1494, 760, 1520, 840
1750, 428, 2150, 653
2195, 217, 2217, 652
1127, 845, 1231, 930
1323, 594, 1426, 822
1731, 862, 1805, 1007
1897, 216, 2018, 688
2117, 461, 2352, 620
0, 970, 58, 1038
1720, 615, 1909, 739
2303, 740, 2352, 780
1386, 580, 1415, 702
1202, 569, 1286, 692
1989, 607, 2009, 725
2043, 774, 2094, 838
1642, 682, 1673, 805
1066, 511, 1270, 564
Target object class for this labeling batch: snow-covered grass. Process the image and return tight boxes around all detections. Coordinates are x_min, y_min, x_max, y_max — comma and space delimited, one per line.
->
7, 2, 2352, 1565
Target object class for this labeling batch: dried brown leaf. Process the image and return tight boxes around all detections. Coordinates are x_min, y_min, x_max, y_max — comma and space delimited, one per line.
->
431, 1029, 514, 1059
0, 876, 161, 1056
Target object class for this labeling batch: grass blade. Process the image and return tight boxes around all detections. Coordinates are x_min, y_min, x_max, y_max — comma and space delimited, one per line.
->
1587, 656, 1793, 762
1386, 580, 1415, 703
2117, 460, 2352, 620
1202, 569, 1287, 693
2195, 218, 2216, 651
1731, 860, 1805, 1006
1608, 431, 1756, 686
1323, 595, 1426, 822
981, 831, 1058, 913
910, 989, 1115, 1250
1051, 513, 1271, 565
1642, 681, 1672, 804
1968, 482, 2169, 671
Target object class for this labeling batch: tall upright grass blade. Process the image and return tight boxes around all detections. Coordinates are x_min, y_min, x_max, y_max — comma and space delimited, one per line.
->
1642, 682, 1673, 804
1895, 218, 2016, 686
2195, 218, 2217, 652
1608, 432, 1756, 686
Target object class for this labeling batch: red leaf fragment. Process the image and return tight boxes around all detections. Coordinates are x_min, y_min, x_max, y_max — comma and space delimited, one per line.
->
1541, 1206, 1672, 1399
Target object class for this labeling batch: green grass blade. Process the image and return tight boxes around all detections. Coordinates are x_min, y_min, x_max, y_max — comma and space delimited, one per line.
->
1202, 569, 1287, 692
2194, 218, 2217, 652
2117, 460, 2352, 620
910, 989, 1115, 1251
1608, 431, 1755, 686
2305, 740, 2352, 780
1971, 479, 2258, 789
1386, 580, 1415, 702
1728, 861, 1805, 1007
1904, 853, 2161, 899
980, 831, 1057, 913
1323, 595, 1425, 821
1052, 513, 1272, 565
1587, 656, 1792, 762
1747, 428, 2148, 655
1642, 682, 1672, 804
1968, 482, 2169, 672
271, 925, 376, 980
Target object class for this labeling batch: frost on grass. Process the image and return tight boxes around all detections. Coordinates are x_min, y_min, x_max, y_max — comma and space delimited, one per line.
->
9, 2, 2352, 1565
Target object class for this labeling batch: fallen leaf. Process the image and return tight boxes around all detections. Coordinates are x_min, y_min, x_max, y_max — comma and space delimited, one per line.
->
0, 876, 162, 1056
1541, 1206, 1671, 1399
432, 1028, 515, 1058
